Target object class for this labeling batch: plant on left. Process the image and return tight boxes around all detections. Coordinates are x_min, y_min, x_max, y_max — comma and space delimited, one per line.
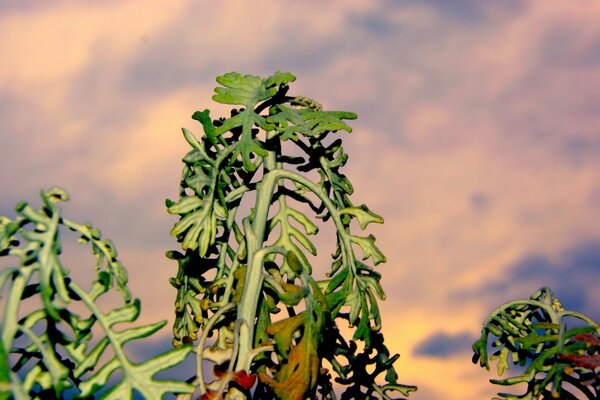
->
0, 188, 194, 399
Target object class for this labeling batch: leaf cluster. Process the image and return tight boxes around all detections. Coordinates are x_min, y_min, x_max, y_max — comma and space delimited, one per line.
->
473, 287, 600, 399
0, 189, 193, 399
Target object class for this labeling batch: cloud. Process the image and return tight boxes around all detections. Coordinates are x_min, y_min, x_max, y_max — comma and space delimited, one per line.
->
0, 0, 57, 14
459, 242, 600, 322
3, 2, 600, 399
413, 330, 477, 358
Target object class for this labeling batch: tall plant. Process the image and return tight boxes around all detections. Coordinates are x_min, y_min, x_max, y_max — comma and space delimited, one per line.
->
167, 71, 415, 399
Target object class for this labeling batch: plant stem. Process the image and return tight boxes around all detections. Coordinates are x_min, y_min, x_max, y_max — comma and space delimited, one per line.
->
235, 146, 278, 371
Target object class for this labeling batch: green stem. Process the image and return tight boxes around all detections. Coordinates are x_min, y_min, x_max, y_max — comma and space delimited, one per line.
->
197, 302, 236, 394
234, 148, 279, 372
234, 166, 361, 372
1, 267, 29, 354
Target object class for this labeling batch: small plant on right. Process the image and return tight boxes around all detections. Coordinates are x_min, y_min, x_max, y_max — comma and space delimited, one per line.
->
473, 287, 600, 399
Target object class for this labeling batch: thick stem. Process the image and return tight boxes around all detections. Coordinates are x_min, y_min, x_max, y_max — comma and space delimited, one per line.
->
234, 165, 278, 371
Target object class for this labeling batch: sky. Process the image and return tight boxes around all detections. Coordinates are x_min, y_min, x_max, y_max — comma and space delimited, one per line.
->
2, 1, 600, 398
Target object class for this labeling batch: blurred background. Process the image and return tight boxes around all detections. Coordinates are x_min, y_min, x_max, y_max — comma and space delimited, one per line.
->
2, 1, 600, 398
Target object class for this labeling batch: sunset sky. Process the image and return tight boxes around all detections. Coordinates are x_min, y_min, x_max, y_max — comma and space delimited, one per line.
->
2, 1, 600, 398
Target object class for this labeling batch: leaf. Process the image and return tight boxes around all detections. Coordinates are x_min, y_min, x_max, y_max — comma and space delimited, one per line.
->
268, 104, 356, 140
211, 72, 295, 171
167, 196, 204, 214
277, 281, 308, 306
325, 266, 349, 294
265, 314, 305, 358
260, 314, 320, 400
213, 71, 295, 108
297, 108, 356, 137
71, 282, 195, 399
169, 197, 218, 255
192, 109, 219, 145
351, 234, 386, 265
267, 197, 318, 278
340, 205, 384, 230
0, 190, 194, 399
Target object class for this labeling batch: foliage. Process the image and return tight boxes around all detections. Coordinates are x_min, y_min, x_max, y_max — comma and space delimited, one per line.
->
8, 71, 595, 400
0, 188, 193, 399
167, 71, 415, 399
473, 287, 600, 399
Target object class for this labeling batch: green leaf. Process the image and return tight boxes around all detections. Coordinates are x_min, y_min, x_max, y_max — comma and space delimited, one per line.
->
0, 190, 193, 399
325, 266, 350, 294
268, 104, 356, 140
340, 205, 384, 230
192, 109, 219, 145
167, 196, 203, 214
210, 72, 295, 171
213, 71, 295, 107
169, 199, 217, 255
267, 197, 318, 278
351, 234, 386, 265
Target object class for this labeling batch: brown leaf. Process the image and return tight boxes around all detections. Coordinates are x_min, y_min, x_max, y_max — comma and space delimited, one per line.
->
259, 321, 320, 400
559, 353, 600, 369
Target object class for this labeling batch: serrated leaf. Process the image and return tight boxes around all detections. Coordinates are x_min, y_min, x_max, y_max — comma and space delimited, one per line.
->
267, 198, 318, 278
209, 72, 295, 171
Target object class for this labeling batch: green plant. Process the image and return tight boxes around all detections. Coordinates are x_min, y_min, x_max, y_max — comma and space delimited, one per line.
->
0, 72, 416, 399
4, 71, 596, 400
473, 287, 600, 399
166, 71, 415, 399
0, 188, 194, 399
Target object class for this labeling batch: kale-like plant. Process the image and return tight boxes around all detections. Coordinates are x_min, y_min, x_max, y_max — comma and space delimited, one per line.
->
473, 287, 600, 399
167, 71, 415, 399
0, 188, 194, 399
